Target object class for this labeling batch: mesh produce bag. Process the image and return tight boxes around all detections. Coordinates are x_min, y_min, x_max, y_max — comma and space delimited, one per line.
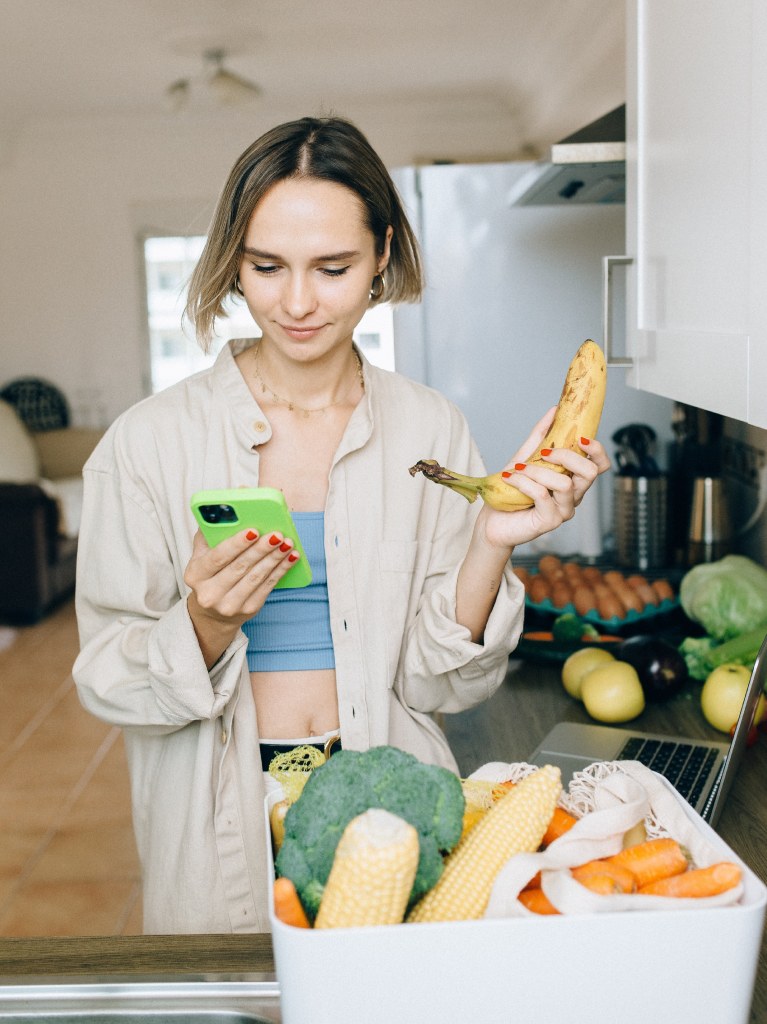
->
466, 760, 745, 918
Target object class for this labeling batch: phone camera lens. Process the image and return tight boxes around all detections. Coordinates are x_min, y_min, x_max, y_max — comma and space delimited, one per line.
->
199, 503, 239, 524
199, 505, 220, 523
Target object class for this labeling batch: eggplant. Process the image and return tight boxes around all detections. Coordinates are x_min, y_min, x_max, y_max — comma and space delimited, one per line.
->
616, 635, 689, 702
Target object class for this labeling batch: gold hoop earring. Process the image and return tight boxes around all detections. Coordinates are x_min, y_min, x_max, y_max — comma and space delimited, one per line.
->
369, 272, 386, 302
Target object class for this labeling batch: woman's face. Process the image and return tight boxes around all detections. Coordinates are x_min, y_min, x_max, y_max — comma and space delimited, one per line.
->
238, 176, 390, 362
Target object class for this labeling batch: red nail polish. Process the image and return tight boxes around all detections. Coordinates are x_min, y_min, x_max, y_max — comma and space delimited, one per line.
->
514, 463, 526, 471
246, 530, 258, 541
501, 471, 512, 478
279, 541, 291, 552
268, 534, 281, 546
540, 448, 553, 457
580, 436, 590, 446
287, 552, 300, 563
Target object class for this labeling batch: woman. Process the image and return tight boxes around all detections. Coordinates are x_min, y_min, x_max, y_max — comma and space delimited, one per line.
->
73, 116, 609, 934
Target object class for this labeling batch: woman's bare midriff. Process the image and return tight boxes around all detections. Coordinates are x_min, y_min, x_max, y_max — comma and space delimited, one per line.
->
250, 668, 340, 739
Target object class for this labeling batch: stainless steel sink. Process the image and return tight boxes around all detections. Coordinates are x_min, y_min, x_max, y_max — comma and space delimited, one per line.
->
0, 979, 282, 1023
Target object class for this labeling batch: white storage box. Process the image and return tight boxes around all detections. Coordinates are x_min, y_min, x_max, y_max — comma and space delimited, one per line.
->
265, 779, 766, 1024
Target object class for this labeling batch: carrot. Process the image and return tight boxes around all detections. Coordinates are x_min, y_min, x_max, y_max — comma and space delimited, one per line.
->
638, 862, 742, 898
522, 870, 542, 892
571, 859, 636, 894
522, 631, 555, 641
518, 888, 560, 915
607, 837, 689, 888
542, 806, 578, 846
574, 872, 629, 896
273, 876, 311, 928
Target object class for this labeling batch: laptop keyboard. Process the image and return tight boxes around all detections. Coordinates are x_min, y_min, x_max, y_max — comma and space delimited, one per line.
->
617, 737, 719, 806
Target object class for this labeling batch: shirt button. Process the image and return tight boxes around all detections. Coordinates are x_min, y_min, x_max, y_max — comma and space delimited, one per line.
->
254, 420, 267, 432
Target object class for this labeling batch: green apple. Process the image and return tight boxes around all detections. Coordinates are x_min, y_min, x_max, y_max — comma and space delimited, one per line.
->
701, 663, 764, 733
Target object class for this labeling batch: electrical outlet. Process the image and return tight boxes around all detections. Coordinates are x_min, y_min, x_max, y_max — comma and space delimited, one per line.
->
722, 438, 766, 489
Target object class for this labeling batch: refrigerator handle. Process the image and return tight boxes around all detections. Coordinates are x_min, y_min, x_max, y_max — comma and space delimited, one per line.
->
602, 255, 633, 367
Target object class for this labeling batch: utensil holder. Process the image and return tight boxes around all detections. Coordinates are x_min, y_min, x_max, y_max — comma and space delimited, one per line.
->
614, 474, 668, 570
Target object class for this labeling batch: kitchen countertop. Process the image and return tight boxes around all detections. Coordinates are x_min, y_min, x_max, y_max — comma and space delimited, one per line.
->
0, 657, 764, 1020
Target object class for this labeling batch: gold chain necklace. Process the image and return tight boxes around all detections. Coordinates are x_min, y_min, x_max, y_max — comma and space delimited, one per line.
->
252, 345, 365, 417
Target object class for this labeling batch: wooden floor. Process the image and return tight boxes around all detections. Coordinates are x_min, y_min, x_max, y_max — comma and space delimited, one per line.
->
0, 598, 142, 937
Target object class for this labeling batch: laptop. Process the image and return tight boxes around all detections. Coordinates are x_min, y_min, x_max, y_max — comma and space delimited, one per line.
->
529, 630, 767, 827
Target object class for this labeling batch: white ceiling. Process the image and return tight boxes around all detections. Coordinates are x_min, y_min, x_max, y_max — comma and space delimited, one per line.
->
0, 0, 625, 160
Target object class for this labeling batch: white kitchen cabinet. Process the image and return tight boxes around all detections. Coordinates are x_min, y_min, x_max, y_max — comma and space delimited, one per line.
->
624, 0, 767, 428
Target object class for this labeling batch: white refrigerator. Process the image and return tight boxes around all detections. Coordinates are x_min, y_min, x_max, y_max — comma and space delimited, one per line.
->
391, 162, 675, 558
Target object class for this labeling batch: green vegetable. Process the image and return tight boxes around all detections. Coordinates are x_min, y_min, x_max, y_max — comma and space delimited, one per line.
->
678, 636, 717, 681
274, 744, 465, 921
552, 612, 599, 642
680, 555, 767, 641
679, 626, 767, 681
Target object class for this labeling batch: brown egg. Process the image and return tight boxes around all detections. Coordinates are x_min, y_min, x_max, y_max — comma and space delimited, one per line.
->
603, 570, 627, 587
529, 576, 550, 604
514, 566, 532, 590
595, 587, 625, 620
581, 565, 603, 585
538, 554, 564, 580
550, 581, 574, 609
625, 574, 659, 607
651, 579, 675, 603
608, 581, 644, 614
573, 586, 597, 615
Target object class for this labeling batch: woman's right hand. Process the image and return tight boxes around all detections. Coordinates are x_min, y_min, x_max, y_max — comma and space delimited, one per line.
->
184, 528, 301, 667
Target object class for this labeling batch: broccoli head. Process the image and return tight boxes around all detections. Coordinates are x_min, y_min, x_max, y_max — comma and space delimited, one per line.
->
274, 745, 465, 921
552, 612, 599, 642
679, 636, 717, 681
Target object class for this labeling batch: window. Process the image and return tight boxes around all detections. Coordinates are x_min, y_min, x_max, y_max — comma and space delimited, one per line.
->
143, 235, 396, 394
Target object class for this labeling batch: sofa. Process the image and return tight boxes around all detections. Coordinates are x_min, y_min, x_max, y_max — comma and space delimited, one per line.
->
0, 398, 103, 623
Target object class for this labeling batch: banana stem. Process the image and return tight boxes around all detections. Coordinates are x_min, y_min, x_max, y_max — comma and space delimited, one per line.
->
408, 460, 481, 503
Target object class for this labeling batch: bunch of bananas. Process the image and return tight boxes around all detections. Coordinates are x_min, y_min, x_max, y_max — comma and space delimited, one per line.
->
409, 339, 606, 512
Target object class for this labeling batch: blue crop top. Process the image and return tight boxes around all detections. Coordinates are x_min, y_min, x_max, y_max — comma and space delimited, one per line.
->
242, 512, 335, 672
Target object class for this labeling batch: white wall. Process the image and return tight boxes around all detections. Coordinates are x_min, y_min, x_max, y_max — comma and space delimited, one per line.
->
0, 102, 527, 424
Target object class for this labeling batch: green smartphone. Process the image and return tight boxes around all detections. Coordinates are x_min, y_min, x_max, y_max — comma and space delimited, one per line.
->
190, 487, 312, 589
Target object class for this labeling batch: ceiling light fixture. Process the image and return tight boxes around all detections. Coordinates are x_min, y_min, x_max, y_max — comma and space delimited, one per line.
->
165, 49, 261, 111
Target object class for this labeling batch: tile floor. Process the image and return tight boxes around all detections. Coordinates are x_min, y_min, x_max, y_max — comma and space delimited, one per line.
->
0, 598, 142, 936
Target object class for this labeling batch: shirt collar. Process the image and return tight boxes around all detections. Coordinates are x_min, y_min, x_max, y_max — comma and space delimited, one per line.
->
213, 338, 273, 448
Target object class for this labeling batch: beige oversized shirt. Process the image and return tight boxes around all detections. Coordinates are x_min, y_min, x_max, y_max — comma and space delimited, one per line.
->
73, 340, 524, 933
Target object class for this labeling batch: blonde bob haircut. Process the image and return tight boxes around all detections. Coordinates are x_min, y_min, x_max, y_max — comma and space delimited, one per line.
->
185, 116, 425, 350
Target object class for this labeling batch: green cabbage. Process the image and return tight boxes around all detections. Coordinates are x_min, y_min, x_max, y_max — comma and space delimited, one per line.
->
680, 555, 767, 641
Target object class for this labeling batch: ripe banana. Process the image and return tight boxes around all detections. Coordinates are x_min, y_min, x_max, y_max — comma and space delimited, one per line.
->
409, 339, 606, 512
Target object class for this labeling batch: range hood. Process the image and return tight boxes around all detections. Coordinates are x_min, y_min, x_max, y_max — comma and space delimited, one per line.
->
508, 105, 625, 206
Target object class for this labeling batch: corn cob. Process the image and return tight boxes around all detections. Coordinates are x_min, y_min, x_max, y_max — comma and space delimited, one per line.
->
407, 764, 562, 923
314, 808, 419, 929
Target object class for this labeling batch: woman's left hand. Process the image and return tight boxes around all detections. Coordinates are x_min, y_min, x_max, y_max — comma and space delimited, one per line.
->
479, 407, 611, 551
